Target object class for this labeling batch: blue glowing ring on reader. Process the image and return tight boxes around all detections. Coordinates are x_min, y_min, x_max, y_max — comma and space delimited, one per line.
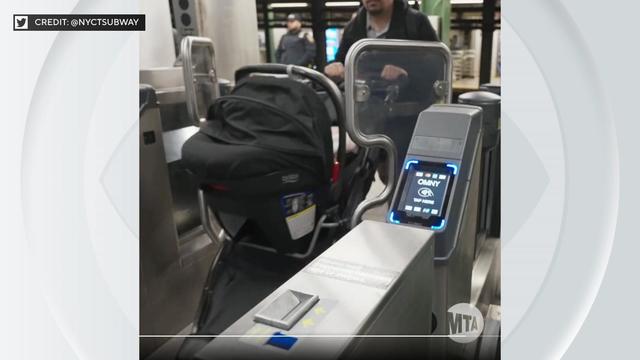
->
431, 219, 446, 230
404, 160, 419, 170
389, 211, 400, 224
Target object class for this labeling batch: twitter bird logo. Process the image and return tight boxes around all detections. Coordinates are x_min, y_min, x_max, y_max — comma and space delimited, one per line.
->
15, 16, 28, 30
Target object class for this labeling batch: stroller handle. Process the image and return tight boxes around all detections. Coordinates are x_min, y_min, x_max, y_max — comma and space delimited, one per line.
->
235, 64, 347, 173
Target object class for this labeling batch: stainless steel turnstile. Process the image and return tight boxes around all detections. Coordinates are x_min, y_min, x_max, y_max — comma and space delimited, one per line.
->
139, 37, 221, 357
194, 221, 435, 359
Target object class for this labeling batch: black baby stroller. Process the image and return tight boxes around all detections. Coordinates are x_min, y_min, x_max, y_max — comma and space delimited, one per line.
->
177, 64, 378, 357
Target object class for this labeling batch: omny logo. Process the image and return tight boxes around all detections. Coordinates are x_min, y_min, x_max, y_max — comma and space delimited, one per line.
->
418, 187, 434, 198
447, 303, 484, 343
14, 15, 28, 30
418, 178, 441, 187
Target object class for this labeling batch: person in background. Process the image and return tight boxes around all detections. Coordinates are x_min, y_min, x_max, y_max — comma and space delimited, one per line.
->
450, 34, 462, 50
324, 0, 439, 82
325, 0, 440, 186
275, 13, 316, 67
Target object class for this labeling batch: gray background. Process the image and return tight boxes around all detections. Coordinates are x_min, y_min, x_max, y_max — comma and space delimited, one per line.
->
1, 0, 639, 358
503, 1, 640, 358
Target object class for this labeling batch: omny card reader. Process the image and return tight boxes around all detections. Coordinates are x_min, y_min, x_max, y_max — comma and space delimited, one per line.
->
194, 220, 435, 359
388, 104, 483, 356
389, 104, 482, 258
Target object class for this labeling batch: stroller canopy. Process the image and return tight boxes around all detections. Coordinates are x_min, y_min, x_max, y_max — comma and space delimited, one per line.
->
183, 76, 333, 182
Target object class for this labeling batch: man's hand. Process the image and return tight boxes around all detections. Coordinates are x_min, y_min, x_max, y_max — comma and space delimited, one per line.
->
380, 64, 408, 81
324, 62, 345, 82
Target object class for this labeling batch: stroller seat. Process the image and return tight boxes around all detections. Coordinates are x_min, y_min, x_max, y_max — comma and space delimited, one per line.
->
182, 75, 335, 254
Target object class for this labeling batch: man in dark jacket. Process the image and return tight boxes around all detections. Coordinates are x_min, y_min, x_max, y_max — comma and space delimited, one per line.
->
275, 13, 316, 67
325, 0, 440, 185
324, 0, 438, 81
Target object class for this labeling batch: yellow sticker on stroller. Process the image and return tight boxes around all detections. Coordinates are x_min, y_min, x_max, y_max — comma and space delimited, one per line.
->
285, 205, 316, 240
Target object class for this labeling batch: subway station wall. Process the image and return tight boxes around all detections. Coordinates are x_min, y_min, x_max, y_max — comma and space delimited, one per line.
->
139, 0, 176, 69
198, 0, 260, 81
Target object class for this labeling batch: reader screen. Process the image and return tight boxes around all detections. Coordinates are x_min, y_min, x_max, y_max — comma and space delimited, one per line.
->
399, 167, 451, 218
392, 161, 455, 227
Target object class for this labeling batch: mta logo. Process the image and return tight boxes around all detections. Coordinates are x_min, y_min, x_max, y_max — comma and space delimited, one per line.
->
14, 16, 28, 30
448, 311, 479, 333
447, 303, 484, 344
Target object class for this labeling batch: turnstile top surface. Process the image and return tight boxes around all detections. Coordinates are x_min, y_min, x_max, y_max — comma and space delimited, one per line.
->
195, 220, 434, 359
